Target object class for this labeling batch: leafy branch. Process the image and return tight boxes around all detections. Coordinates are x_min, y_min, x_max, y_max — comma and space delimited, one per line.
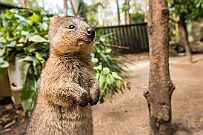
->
0, 8, 129, 112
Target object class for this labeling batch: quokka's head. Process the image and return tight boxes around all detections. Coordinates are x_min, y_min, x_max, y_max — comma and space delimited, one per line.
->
49, 16, 95, 56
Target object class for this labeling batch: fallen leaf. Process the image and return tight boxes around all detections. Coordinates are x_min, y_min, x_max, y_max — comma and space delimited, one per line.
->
5, 104, 13, 110
2, 128, 11, 133
4, 120, 16, 128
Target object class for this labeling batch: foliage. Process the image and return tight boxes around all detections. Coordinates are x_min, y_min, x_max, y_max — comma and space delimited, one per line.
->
0, 0, 40, 9
0, 8, 52, 112
93, 32, 128, 103
131, 12, 145, 23
0, 8, 127, 111
121, 0, 130, 13
70, 0, 100, 26
130, 0, 146, 23
168, 0, 203, 44
169, 0, 203, 20
77, 0, 87, 19
85, 2, 101, 26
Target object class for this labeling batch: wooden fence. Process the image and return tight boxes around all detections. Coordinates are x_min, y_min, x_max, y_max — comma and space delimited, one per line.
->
96, 23, 149, 54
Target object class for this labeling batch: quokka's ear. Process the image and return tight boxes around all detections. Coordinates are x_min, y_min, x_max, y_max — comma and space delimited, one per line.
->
50, 16, 60, 25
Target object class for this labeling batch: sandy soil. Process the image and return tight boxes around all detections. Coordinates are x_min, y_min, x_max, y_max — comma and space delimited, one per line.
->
1, 54, 203, 135
92, 54, 203, 135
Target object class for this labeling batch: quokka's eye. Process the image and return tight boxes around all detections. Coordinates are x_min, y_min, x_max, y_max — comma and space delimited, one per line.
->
68, 24, 75, 29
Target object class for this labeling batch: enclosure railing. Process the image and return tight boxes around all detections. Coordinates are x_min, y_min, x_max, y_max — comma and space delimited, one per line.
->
96, 23, 149, 54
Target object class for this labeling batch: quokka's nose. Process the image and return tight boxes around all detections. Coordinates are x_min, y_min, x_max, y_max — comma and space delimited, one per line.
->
86, 27, 95, 41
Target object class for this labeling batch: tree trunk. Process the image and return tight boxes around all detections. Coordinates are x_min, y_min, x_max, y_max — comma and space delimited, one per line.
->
70, 0, 87, 20
144, 0, 175, 135
64, 0, 68, 16
179, 17, 193, 63
174, 17, 180, 43
20, 0, 26, 8
70, 0, 79, 16
116, 0, 121, 25
124, 0, 131, 25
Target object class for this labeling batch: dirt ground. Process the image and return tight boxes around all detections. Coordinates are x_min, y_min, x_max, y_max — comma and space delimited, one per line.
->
1, 54, 203, 135
93, 54, 203, 135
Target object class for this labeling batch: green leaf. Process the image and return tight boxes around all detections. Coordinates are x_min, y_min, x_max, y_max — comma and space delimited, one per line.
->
35, 52, 44, 61
41, 22, 48, 30
105, 48, 112, 53
24, 56, 33, 61
19, 37, 27, 43
103, 67, 110, 74
21, 31, 30, 36
14, 14, 26, 22
23, 98, 34, 112
96, 72, 100, 80
94, 65, 102, 70
16, 43, 24, 47
0, 8, 52, 113
28, 35, 48, 43
32, 58, 41, 75
22, 62, 30, 84
0, 60, 9, 68
0, 37, 6, 43
107, 74, 115, 83
7, 41, 16, 47
25, 46, 36, 53
92, 57, 98, 64
99, 75, 107, 89
112, 72, 122, 80
0, 48, 5, 56
116, 80, 122, 90
30, 15, 41, 24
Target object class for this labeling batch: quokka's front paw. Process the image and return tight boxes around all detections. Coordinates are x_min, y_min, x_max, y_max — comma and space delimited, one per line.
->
78, 91, 89, 107
89, 88, 100, 106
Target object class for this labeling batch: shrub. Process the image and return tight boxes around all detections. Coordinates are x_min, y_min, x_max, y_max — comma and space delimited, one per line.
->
93, 32, 128, 103
0, 8, 51, 112
0, 8, 128, 112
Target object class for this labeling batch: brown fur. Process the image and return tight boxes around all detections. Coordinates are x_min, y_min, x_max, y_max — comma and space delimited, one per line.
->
26, 16, 100, 135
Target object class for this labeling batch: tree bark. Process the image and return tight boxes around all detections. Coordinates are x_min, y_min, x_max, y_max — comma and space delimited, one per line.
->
116, 0, 121, 25
173, 17, 180, 43
70, 0, 79, 16
179, 17, 193, 63
20, 0, 26, 8
124, 0, 131, 25
64, 0, 68, 16
144, 0, 175, 135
